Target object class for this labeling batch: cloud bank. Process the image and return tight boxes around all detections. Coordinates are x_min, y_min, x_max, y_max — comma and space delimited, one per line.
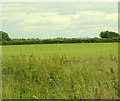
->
2, 2, 118, 38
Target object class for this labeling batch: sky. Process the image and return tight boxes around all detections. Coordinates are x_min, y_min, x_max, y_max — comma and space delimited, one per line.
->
2, 2, 118, 39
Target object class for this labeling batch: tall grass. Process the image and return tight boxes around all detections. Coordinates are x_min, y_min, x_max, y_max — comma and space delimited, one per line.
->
2, 53, 118, 99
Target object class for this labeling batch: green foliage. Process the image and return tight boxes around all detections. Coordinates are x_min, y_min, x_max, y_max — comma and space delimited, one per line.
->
0, 31, 119, 45
0, 31, 11, 41
2, 37, 119, 45
2, 54, 118, 99
99, 31, 120, 38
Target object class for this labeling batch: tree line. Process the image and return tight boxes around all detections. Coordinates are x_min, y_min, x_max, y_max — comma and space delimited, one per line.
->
0, 31, 119, 45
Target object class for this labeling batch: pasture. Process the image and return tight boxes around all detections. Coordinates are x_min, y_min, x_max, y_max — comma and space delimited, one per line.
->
2, 43, 118, 99
2, 43, 118, 61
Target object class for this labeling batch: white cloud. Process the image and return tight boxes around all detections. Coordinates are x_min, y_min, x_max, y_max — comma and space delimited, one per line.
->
105, 13, 118, 22
50, 16, 70, 24
3, 12, 27, 23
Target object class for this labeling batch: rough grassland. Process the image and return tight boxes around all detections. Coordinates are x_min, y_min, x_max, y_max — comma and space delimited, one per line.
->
2, 43, 118, 99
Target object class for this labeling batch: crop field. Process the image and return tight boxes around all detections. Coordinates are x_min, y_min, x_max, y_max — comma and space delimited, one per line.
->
2, 43, 118, 61
2, 43, 119, 99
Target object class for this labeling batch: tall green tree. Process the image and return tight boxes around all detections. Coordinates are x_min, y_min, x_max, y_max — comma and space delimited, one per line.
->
0, 31, 11, 41
99, 31, 120, 38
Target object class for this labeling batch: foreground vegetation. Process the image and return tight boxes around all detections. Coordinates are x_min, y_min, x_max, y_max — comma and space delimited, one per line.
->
2, 53, 118, 99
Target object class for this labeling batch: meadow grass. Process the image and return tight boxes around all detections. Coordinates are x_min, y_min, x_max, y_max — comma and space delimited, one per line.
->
2, 53, 118, 99
2, 43, 118, 99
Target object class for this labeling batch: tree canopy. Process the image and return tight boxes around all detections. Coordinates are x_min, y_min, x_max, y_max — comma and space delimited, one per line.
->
0, 31, 11, 41
99, 31, 120, 38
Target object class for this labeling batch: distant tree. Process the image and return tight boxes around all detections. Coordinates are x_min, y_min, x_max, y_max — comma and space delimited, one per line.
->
0, 31, 11, 41
0, 32, 1, 41
99, 31, 120, 38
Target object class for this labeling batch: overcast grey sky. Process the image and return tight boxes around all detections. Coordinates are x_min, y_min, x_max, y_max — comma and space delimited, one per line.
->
2, 2, 118, 39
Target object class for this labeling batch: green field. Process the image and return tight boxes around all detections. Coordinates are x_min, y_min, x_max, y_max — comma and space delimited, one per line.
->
2, 43, 118, 99
2, 43, 118, 61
